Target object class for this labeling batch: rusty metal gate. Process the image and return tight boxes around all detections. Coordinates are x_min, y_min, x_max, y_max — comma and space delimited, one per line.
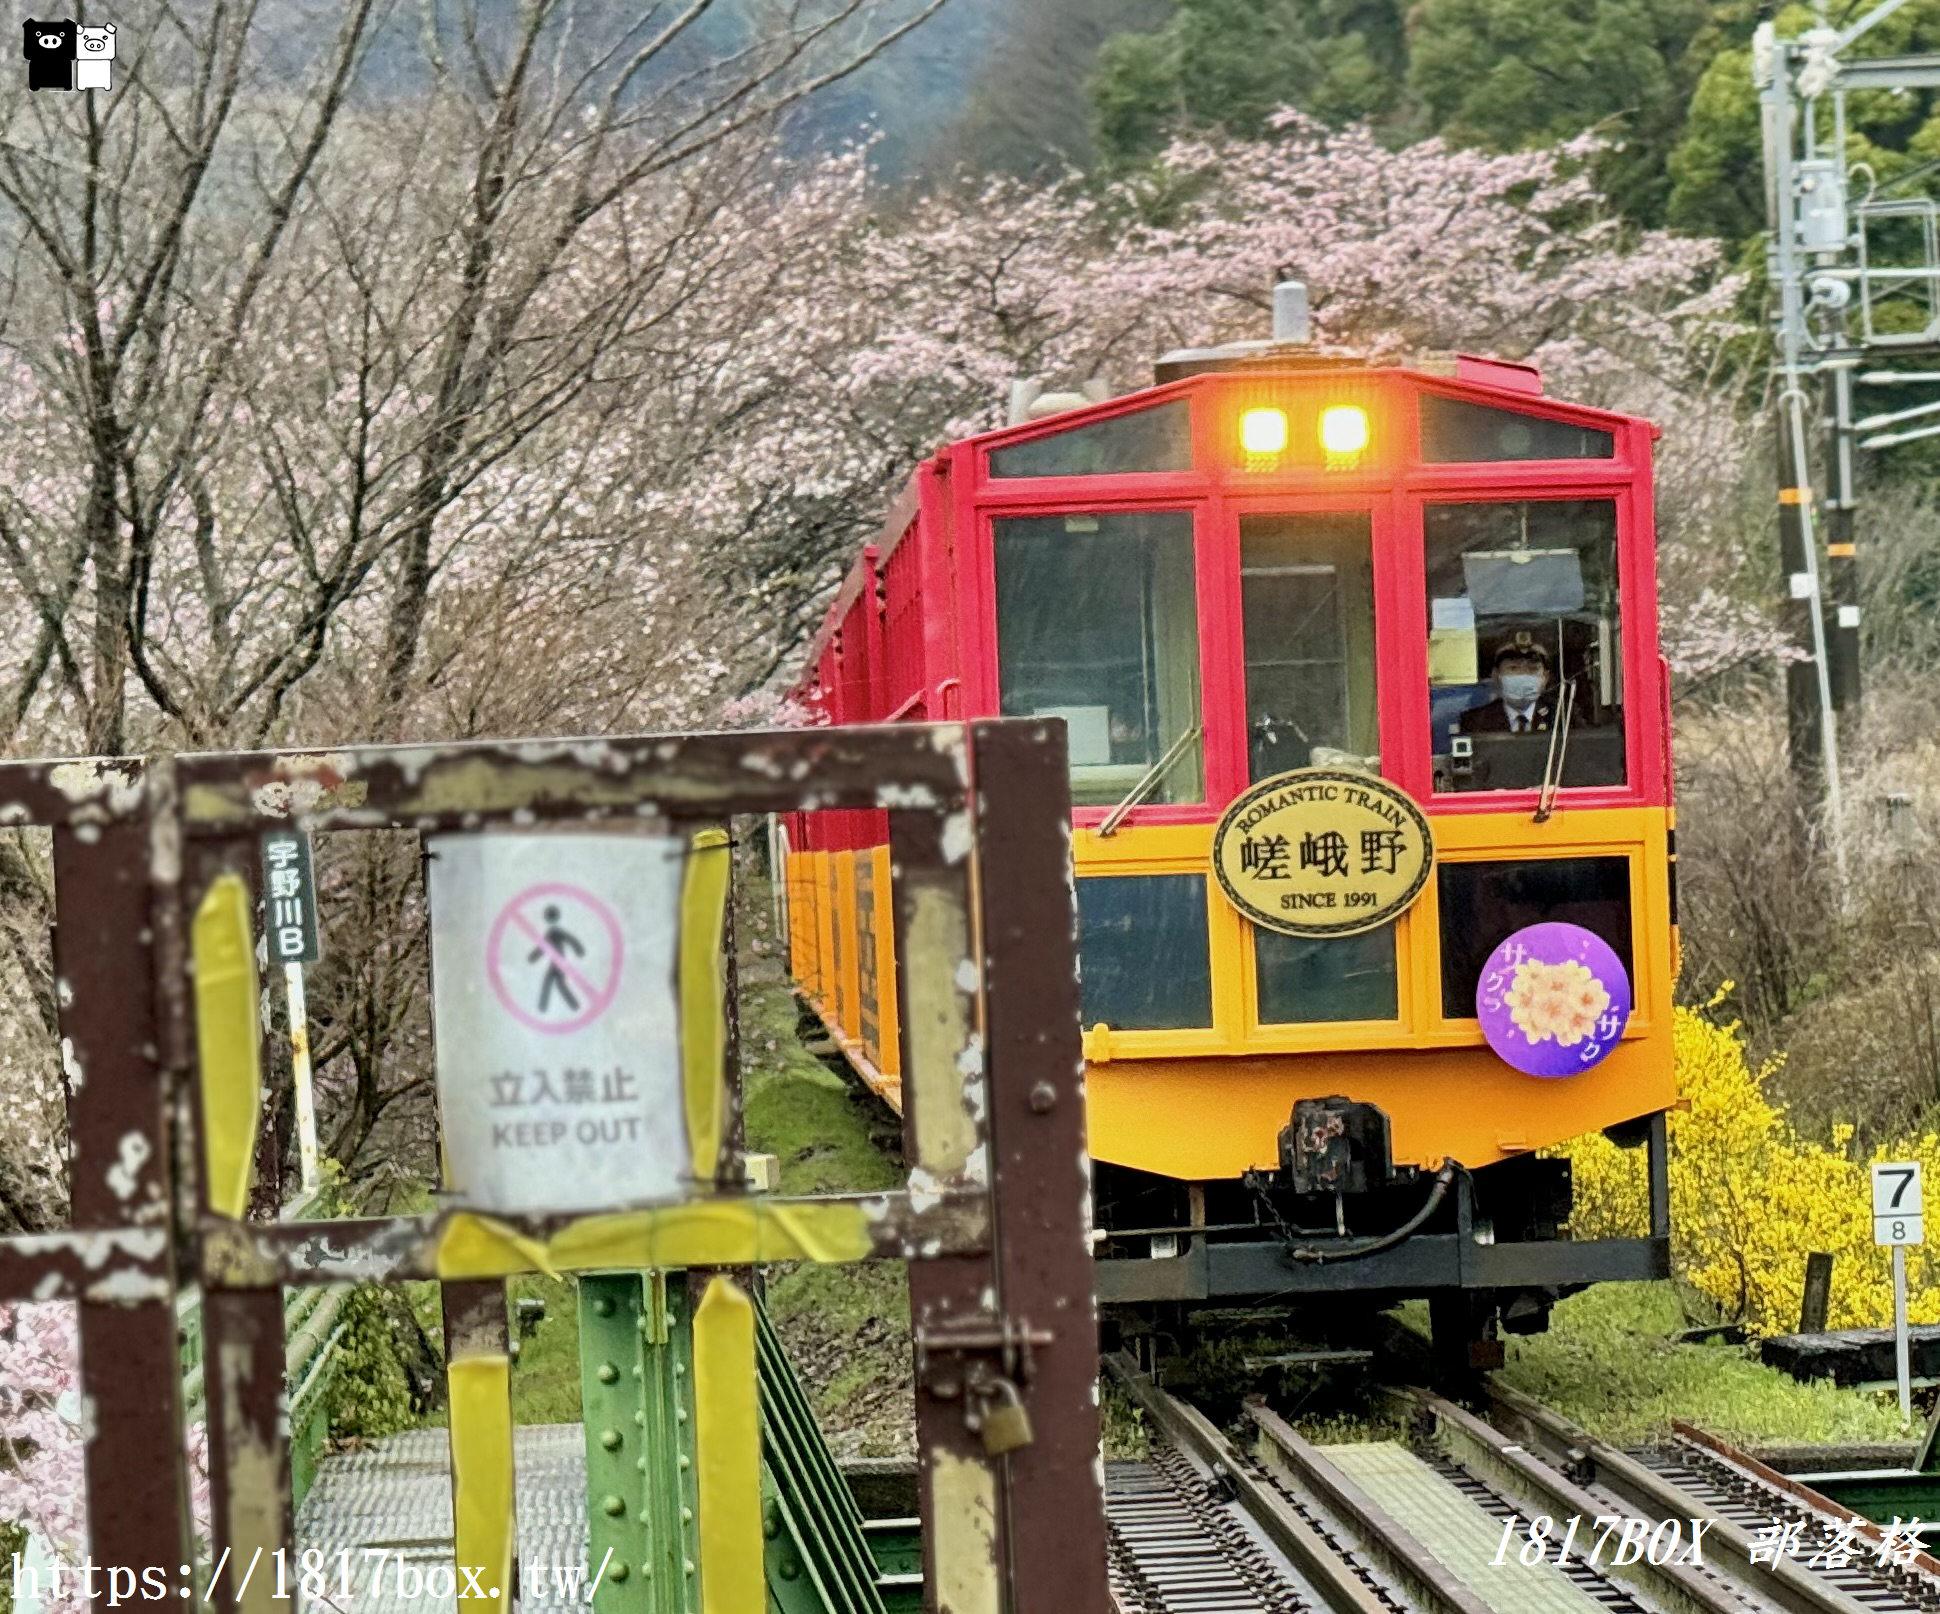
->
0, 719, 1108, 1614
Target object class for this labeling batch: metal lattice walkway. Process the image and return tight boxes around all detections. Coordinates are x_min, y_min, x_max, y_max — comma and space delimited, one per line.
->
298, 1426, 592, 1614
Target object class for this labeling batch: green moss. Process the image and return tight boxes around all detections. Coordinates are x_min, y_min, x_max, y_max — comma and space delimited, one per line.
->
762, 1259, 913, 1453
509, 1275, 583, 1426
1102, 1381, 1150, 1460
0, 1518, 26, 1614
742, 975, 914, 1452
1498, 1282, 1909, 1448
742, 984, 902, 1199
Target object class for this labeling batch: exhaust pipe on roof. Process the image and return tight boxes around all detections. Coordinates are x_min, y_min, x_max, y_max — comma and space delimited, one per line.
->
1155, 278, 1337, 383
1272, 280, 1310, 345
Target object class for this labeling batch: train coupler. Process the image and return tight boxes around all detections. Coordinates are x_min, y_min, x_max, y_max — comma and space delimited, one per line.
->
1278, 1096, 1394, 1196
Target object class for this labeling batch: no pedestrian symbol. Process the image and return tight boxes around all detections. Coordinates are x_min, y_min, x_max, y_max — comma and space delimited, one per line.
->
429, 835, 685, 1215
486, 884, 623, 1035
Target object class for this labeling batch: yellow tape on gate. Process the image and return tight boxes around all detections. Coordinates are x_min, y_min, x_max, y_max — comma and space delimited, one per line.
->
681, 827, 733, 1178
693, 1276, 764, 1614
433, 1198, 874, 1280
447, 1354, 516, 1614
192, 873, 263, 1220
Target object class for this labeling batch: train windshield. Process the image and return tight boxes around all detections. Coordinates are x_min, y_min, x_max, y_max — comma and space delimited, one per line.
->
1425, 499, 1625, 794
1419, 393, 1615, 462
988, 400, 1192, 478
1240, 511, 1379, 779
993, 510, 1204, 807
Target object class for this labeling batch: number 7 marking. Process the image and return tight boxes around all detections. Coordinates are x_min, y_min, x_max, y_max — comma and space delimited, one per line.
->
1588, 1517, 1623, 1565
1882, 1167, 1918, 1209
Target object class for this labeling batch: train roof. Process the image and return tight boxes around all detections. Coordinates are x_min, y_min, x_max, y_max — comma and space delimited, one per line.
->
965, 352, 1647, 459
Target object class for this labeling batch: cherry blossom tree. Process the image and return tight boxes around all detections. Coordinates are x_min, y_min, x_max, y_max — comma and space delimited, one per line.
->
0, 1, 947, 757
0, 1306, 86, 1561
0, 1303, 209, 1614
0, 4, 955, 1200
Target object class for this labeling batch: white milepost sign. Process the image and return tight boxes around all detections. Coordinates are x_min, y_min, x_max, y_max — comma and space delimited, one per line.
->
428, 833, 689, 1215
1872, 1160, 1925, 1425
1873, 1161, 1925, 1246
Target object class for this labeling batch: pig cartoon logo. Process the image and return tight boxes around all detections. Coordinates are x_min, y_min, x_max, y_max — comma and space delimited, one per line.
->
75, 23, 112, 91
22, 19, 75, 92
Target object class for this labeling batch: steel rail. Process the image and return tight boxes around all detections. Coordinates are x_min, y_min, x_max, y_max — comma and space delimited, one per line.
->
1474, 1380, 1872, 1614
1671, 1418, 1940, 1582
1244, 1401, 1494, 1614
1105, 1354, 1391, 1614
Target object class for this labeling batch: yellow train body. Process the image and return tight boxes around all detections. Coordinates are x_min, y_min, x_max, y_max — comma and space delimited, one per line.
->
785, 803, 1676, 1181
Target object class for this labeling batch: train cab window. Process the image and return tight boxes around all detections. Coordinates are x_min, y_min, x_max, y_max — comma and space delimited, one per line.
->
1077, 874, 1213, 1031
1437, 857, 1633, 1019
988, 400, 1192, 478
1256, 924, 1398, 1024
1420, 395, 1614, 462
1241, 512, 1378, 780
1425, 500, 1625, 794
995, 511, 1203, 807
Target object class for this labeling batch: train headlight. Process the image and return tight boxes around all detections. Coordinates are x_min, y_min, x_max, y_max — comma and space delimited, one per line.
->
1240, 407, 1289, 455
1320, 404, 1369, 457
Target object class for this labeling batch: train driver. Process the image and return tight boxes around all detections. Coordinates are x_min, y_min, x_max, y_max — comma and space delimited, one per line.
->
1459, 636, 1557, 735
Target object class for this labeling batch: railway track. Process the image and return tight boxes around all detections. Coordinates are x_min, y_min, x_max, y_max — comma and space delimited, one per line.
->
1103, 1355, 1940, 1614
1483, 1378, 1940, 1614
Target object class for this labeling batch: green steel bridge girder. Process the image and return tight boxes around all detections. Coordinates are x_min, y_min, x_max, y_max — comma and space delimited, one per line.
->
755, 1294, 886, 1614
579, 1271, 704, 1614
579, 1273, 917, 1614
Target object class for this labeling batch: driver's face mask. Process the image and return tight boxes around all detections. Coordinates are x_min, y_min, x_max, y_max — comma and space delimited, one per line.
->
1499, 672, 1547, 705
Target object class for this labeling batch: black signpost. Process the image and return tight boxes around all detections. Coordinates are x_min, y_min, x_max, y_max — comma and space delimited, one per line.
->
261, 827, 322, 1192
261, 829, 321, 965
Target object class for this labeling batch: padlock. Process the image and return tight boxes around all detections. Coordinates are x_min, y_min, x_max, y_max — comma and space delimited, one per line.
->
978, 1376, 1034, 1456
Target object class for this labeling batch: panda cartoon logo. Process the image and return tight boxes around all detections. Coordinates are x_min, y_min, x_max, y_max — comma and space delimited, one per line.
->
75, 24, 113, 91
23, 19, 75, 92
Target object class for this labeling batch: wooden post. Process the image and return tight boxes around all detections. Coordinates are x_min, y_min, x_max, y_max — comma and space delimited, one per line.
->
1800, 1251, 1834, 1334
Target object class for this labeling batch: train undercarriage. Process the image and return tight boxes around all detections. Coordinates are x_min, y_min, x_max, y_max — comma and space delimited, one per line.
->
1090, 1103, 1672, 1385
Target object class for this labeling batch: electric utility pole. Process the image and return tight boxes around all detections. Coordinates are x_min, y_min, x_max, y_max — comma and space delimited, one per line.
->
1755, 0, 1940, 880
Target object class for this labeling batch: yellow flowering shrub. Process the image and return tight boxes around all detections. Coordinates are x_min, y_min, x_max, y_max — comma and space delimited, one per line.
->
1561, 993, 1940, 1335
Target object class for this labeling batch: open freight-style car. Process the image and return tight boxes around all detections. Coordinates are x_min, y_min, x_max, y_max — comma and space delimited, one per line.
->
782, 343, 1675, 1370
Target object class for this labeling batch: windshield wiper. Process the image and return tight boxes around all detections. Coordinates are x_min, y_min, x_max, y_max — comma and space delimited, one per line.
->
1099, 724, 1203, 838
1534, 680, 1576, 823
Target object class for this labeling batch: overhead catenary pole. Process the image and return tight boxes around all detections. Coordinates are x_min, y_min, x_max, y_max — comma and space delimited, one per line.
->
1757, 21, 1849, 880
1782, 391, 1850, 893
1758, 12, 1940, 804
1775, 404, 1826, 779
1823, 363, 1862, 717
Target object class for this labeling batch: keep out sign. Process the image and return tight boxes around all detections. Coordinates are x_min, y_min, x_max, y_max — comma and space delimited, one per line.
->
427, 833, 689, 1214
